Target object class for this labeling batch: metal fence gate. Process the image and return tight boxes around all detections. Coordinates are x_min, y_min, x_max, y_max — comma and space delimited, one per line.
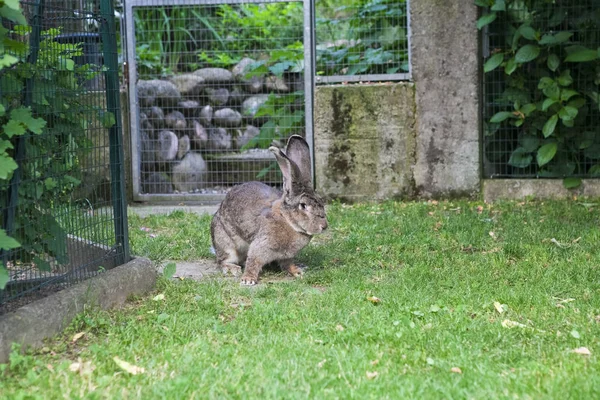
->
125, 0, 315, 202
0, 0, 129, 311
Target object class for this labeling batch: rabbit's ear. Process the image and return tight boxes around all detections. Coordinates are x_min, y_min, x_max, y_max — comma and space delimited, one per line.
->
269, 145, 303, 195
285, 135, 312, 186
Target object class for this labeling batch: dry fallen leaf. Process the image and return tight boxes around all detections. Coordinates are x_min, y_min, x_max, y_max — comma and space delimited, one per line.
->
153, 293, 165, 301
573, 347, 591, 356
367, 296, 381, 304
46, 364, 54, 372
501, 319, 526, 329
370, 359, 380, 366
450, 367, 462, 374
72, 332, 86, 343
494, 302, 507, 314
113, 356, 145, 375
366, 371, 379, 380
69, 358, 95, 375
489, 231, 497, 240
335, 324, 345, 332
476, 206, 484, 214
317, 359, 327, 368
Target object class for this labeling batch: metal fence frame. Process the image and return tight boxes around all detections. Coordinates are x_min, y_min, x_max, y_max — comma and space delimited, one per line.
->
124, 0, 316, 202
0, 0, 129, 306
314, 0, 412, 84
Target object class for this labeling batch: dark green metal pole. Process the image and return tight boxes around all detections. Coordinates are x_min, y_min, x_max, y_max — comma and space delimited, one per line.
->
99, 0, 130, 264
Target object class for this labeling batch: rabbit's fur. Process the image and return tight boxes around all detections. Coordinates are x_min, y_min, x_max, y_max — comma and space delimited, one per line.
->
210, 135, 327, 285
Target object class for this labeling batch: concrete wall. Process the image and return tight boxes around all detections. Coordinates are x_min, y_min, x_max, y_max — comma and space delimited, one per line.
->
314, 0, 481, 200
314, 84, 416, 201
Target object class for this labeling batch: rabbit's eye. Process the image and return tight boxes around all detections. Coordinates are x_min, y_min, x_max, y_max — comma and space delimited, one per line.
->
299, 203, 307, 210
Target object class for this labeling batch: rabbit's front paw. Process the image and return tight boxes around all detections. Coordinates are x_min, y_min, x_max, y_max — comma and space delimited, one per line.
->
222, 263, 242, 277
240, 274, 258, 286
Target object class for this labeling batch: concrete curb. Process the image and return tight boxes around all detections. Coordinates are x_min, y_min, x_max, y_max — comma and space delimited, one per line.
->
0, 257, 157, 363
483, 179, 600, 201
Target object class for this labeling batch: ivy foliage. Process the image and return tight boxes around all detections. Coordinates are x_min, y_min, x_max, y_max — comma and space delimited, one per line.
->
477, 0, 600, 186
0, 2, 114, 289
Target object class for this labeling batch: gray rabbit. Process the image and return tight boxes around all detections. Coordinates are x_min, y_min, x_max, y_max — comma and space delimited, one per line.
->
211, 135, 328, 285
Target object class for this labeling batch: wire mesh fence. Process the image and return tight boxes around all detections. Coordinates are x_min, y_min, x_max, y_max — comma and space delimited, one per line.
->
315, 0, 410, 83
481, 0, 600, 179
126, 0, 311, 200
0, 0, 128, 311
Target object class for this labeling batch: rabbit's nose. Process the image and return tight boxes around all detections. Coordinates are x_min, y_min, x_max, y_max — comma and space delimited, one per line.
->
320, 220, 328, 231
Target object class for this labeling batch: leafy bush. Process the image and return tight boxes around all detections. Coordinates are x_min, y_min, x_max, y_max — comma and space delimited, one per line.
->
316, 0, 409, 76
0, 6, 113, 287
477, 0, 600, 185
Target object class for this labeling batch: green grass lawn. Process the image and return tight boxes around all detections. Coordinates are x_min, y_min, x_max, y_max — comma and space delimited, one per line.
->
2, 199, 600, 398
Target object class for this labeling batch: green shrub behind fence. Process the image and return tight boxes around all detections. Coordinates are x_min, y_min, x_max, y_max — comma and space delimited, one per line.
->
479, 0, 600, 185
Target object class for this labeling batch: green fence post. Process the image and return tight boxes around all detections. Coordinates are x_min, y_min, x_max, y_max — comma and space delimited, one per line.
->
100, 0, 130, 264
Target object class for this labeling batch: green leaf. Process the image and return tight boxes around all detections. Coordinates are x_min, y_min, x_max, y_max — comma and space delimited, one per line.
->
100, 111, 116, 128
520, 135, 540, 152
557, 70, 573, 87
0, 153, 18, 180
519, 25, 536, 41
3, 120, 26, 138
4, 0, 21, 10
504, 57, 517, 75
542, 114, 558, 138
0, 229, 20, 251
491, 0, 505, 11
537, 142, 557, 167
44, 177, 58, 190
0, 54, 19, 68
477, 12, 497, 30
547, 54, 560, 71
0, 264, 8, 290
584, 144, 600, 160
484, 53, 504, 73
542, 98, 557, 111
538, 77, 554, 89
539, 31, 572, 45
589, 165, 600, 176
163, 262, 177, 279
520, 103, 536, 116
11, 107, 46, 134
563, 177, 581, 189
568, 98, 586, 109
560, 89, 578, 102
508, 147, 533, 168
565, 48, 598, 62
558, 106, 578, 121
0, 5, 27, 24
542, 83, 560, 101
490, 111, 514, 123
515, 45, 540, 63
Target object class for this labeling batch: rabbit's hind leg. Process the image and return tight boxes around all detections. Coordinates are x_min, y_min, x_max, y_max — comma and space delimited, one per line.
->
279, 259, 307, 278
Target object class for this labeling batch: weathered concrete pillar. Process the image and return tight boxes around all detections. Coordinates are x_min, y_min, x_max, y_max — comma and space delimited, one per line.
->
411, 0, 481, 197
314, 84, 417, 201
